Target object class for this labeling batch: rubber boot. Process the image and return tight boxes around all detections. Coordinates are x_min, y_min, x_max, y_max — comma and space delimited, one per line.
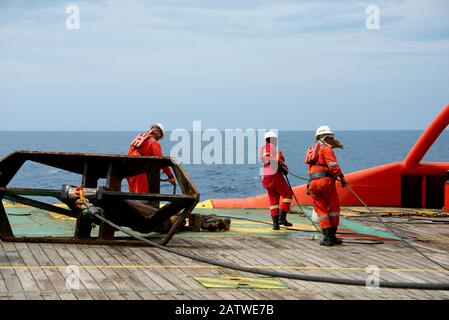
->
320, 228, 334, 246
331, 228, 343, 245
279, 210, 293, 227
272, 215, 280, 231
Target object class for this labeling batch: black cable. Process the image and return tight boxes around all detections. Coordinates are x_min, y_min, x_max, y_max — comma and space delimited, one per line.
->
340, 239, 384, 245
280, 172, 383, 242
346, 216, 449, 225
215, 215, 383, 245
160, 178, 177, 194
393, 218, 449, 225
92, 212, 449, 290
346, 184, 449, 272
287, 171, 309, 182
287, 170, 449, 271
215, 215, 317, 233
284, 174, 321, 233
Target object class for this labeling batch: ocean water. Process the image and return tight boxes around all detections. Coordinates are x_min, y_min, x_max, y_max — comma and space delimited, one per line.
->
0, 131, 448, 201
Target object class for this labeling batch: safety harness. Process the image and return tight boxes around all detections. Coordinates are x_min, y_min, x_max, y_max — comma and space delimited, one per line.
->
131, 132, 155, 156
305, 143, 331, 182
309, 171, 330, 181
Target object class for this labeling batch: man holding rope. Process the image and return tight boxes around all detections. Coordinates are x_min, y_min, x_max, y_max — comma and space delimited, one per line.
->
260, 131, 294, 230
305, 126, 347, 246
127, 123, 176, 193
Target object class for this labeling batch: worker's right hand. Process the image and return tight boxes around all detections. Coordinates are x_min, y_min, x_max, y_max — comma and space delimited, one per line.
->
340, 178, 348, 188
168, 177, 176, 185
280, 164, 289, 176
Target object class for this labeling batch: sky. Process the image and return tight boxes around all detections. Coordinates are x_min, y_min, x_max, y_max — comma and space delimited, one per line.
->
1, 0, 449, 131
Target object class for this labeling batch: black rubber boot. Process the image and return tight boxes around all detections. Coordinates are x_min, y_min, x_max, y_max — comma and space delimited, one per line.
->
272, 215, 280, 231
320, 228, 334, 246
279, 210, 293, 227
331, 228, 343, 245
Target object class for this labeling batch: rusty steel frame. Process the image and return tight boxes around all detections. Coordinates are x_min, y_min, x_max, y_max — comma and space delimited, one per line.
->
0, 151, 200, 245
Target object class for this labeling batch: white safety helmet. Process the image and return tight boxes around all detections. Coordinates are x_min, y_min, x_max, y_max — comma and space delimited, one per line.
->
315, 125, 334, 138
149, 123, 165, 138
264, 131, 278, 140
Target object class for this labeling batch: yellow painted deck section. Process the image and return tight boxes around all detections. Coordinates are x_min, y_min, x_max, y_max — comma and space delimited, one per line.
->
193, 277, 288, 289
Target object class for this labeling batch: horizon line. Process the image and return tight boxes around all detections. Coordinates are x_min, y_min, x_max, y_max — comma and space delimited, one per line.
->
0, 129, 443, 132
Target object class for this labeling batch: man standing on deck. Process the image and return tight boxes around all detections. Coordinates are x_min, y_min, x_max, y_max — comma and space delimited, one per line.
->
260, 131, 293, 230
127, 123, 176, 193
305, 126, 347, 246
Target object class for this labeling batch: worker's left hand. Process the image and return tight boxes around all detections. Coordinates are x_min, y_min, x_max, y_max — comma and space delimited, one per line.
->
168, 177, 176, 185
340, 178, 348, 188
280, 164, 289, 175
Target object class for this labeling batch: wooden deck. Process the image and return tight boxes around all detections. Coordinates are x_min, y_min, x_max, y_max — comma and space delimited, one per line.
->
1, 206, 449, 300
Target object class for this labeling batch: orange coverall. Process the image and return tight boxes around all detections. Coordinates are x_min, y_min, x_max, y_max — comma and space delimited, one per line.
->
260, 143, 292, 217
127, 133, 173, 193
308, 145, 342, 230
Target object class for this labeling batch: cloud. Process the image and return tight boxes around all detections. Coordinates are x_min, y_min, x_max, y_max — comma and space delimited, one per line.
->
0, 0, 448, 130
1, 0, 448, 39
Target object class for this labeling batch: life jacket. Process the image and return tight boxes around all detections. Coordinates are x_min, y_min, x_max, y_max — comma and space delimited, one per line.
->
131, 132, 155, 155
262, 143, 271, 165
261, 143, 285, 180
262, 143, 285, 166
304, 143, 321, 165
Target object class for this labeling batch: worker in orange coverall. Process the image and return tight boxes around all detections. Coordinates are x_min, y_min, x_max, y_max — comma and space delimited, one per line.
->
127, 123, 176, 193
260, 131, 293, 230
305, 125, 347, 246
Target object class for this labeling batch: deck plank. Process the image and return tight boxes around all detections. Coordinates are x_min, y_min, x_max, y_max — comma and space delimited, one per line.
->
40, 243, 93, 299
0, 265, 8, 294
6, 244, 38, 293
130, 247, 183, 292
1, 205, 449, 300
15, 243, 56, 293
67, 245, 118, 292
81, 246, 133, 292
26, 243, 78, 300
143, 243, 214, 292
54, 244, 110, 300
101, 245, 162, 299
0, 241, 26, 300
1, 242, 26, 295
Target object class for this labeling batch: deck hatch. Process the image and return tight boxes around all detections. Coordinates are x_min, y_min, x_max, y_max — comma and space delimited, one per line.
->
193, 276, 288, 289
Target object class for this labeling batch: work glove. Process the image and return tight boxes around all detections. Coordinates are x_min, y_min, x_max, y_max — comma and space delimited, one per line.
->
339, 175, 347, 188
168, 177, 176, 185
280, 164, 289, 176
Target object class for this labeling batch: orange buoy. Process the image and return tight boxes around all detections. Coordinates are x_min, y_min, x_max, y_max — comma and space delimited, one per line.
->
212, 104, 449, 209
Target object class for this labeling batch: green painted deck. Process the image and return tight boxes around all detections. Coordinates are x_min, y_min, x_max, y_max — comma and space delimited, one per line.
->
1, 202, 449, 300
3, 203, 399, 240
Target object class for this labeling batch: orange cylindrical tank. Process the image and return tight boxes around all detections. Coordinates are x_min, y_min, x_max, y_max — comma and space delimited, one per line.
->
444, 172, 449, 213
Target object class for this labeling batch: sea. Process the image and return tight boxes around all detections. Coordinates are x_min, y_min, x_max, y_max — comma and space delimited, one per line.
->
0, 131, 448, 202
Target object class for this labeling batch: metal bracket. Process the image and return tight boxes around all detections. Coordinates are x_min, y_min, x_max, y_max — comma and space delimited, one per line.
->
0, 151, 200, 245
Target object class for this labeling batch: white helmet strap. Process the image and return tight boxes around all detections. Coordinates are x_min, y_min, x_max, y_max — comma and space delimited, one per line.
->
150, 125, 163, 138
318, 134, 334, 147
